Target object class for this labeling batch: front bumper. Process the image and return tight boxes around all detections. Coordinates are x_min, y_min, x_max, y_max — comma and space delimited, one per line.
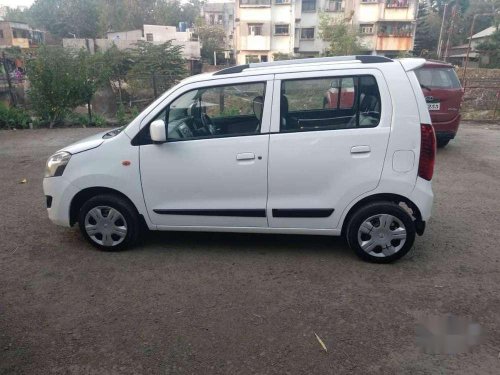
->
43, 177, 79, 227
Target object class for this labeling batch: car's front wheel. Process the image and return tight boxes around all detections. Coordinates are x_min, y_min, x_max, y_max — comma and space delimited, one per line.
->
346, 202, 416, 263
78, 194, 140, 251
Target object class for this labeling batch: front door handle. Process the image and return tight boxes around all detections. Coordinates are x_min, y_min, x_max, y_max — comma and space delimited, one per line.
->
236, 152, 255, 161
351, 145, 371, 154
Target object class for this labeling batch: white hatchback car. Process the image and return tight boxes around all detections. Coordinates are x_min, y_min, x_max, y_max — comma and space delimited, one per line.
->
43, 56, 436, 263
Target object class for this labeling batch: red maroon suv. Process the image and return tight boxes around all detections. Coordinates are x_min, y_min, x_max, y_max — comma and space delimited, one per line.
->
415, 61, 464, 148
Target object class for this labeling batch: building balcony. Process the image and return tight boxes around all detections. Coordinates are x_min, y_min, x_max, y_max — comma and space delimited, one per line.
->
375, 35, 412, 51
240, 35, 271, 51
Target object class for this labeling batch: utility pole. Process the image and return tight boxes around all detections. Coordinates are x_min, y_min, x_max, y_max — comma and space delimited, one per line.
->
443, 5, 458, 62
1, 51, 16, 107
437, 3, 449, 59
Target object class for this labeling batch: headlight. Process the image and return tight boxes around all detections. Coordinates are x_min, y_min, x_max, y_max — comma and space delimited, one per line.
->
45, 151, 72, 178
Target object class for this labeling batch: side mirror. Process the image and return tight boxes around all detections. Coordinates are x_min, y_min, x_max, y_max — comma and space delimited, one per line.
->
150, 119, 166, 143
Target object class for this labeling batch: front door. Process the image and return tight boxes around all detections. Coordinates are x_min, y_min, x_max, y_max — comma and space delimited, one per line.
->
139, 78, 273, 228
267, 69, 392, 230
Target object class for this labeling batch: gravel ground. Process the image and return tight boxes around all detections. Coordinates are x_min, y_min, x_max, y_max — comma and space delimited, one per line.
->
1, 122, 499, 374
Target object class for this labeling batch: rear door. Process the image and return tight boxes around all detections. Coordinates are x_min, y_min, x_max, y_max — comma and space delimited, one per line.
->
267, 69, 392, 230
415, 66, 463, 122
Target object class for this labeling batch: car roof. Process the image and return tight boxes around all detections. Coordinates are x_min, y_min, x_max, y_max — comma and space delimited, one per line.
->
182, 55, 402, 85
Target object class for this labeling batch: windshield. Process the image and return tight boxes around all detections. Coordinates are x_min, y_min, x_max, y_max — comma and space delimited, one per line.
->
415, 67, 461, 89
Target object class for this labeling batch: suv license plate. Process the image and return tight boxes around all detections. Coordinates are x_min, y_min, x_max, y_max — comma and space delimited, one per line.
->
427, 103, 440, 111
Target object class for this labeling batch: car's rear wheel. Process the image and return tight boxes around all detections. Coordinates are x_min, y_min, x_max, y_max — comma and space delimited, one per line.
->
346, 202, 416, 263
78, 194, 140, 251
437, 138, 450, 148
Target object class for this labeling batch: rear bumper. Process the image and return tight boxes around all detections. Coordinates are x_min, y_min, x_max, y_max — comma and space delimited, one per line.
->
410, 177, 434, 222
432, 114, 461, 139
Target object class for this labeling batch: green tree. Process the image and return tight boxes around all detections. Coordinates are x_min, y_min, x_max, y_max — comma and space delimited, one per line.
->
414, 0, 442, 57
128, 40, 187, 88
30, 0, 100, 38
319, 13, 363, 56
26, 46, 82, 127
102, 45, 133, 102
26, 47, 110, 127
196, 21, 226, 64
4, 6, 32, 23
73, 50, 111, 124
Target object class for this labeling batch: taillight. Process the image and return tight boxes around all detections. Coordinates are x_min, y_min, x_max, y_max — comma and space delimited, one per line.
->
418, 123, 436, 181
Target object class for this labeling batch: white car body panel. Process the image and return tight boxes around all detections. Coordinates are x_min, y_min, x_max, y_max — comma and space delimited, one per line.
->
43, 57, 434, 239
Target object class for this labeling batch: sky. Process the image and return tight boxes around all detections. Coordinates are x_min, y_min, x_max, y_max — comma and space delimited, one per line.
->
0, 0, 35, 7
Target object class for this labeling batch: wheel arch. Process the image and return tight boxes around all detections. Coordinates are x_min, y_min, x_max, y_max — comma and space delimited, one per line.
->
69, 186, 147, 228
340, 193, 424, 237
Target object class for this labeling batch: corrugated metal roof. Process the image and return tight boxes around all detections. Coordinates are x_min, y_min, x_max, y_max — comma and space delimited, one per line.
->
469, 26, 497, 40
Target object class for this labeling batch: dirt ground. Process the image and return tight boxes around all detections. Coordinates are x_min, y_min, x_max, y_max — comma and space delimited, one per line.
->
1, 122, 499, 374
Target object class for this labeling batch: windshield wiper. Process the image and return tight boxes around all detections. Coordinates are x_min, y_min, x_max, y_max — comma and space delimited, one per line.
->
420, 84, 432, 91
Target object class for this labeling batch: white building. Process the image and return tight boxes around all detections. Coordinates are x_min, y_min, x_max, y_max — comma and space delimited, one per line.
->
106, 25, 201, 60
234, 0, 417, 64
63, 24, 201, 61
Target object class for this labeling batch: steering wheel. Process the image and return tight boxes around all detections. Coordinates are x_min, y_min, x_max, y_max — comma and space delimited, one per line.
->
201, 113, 216, 135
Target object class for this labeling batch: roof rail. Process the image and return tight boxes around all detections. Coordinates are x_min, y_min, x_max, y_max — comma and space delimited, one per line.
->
213, 55, 392, 75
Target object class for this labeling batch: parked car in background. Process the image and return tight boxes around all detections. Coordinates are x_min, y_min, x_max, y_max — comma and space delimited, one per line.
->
415, 61, 464, 148
43, 56, 435, 263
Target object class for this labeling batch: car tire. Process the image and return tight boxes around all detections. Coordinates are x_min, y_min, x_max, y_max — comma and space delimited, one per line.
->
78, 194, 140, 251
346, 201, 416, 263
437, 138, 450, 148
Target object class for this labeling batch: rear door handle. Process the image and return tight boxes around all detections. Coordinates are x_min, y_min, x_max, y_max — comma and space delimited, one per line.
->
351, 145, 371, 154
236, 152, 255, 161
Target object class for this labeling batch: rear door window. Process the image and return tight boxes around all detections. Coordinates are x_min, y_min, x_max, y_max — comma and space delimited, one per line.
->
280, 75, 381, 132
415, 68, 461, 89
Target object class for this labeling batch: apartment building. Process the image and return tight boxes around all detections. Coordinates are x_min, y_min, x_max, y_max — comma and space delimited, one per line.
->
234, 0, 417, 64
202, 1, 236, 51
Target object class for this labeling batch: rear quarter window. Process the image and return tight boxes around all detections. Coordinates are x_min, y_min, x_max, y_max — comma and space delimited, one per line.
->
415, 67, 461, 89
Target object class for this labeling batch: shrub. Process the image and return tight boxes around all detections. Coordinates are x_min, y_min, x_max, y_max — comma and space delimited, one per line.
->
116, 104, 139, 126
65, 111, 108, 127
92, 113, 107, 127
0, 103, 31, 129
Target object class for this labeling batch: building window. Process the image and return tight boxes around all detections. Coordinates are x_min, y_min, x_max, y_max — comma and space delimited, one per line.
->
209, 14, 215, 25
275, 24, 290, 36
378, 23, 412, 37
146, 33, 154, 41
0, 30, 4, 39
217, 15, 223, 24
275, 0, 291, 4
245, 54, 260, 63
359, 24, 374, 34
386, 0, 409, 8
240, 0, 271, 6
300, 28, 315, 40
325, 0, 343, 12
248, 24, 263, 36
280, 75, 381, 132
302, 0, 316, 12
